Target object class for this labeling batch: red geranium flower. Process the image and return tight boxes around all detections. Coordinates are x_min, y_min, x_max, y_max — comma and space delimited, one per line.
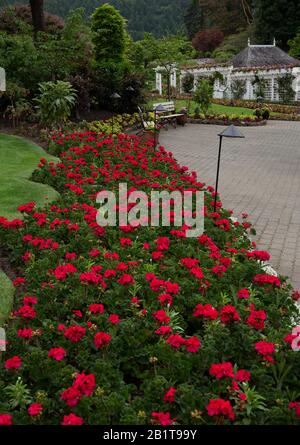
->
206, 398, 235, 421
151, 411, 176, 425
94, 331, 111, 349
209, 362, 234, 379
5, 356, 22, 370
48, 347, 66, 361
28, 403, 43, 417
61, 413, 84, 425
0, 414, 13, 425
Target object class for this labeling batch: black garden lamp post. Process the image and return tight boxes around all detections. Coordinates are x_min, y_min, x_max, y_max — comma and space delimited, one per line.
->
154, 104, 165, 148
110, 92, 121, 135
213, 125, 245, 212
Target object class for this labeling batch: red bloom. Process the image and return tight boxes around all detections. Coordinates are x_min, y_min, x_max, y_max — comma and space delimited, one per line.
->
209, 362, 234, 379
73, 373, 96, 397
180, 258, 199, 269
5, 356, 22, 370
220, 305, 240, 324
253, 274, 281, 287
61, 387, 82, 407
155, 326, 172, 336
151, 411, 176, 425
48, 347, 66, 361
118, 274, 134, 285
13, 277, 25, 287
235, 370, 251, 382
18, 202, 35, 213
166, 334, 185, 349
247, 250, 270, 261
190, 266, 204, 280
94, 331, 111, 349
28, 403, 43, 417
0, 414, 13, 425
89, 303, 104, 314
18, 328, 33, 339
163, 387, 177, 403
289, 402, 300, 419
16, 305, 36, 320
185, 336, 201, 353
157, 293, 173, 306
193, 303, 218, 320
64, 325, 86, 343
156, 237, 170, 251
61, 413, 84, 425
255, 341, 275, 362
206, 398, 235, 421
247, 309, 267, 331
237, 288, 250, 299
153, 309, 170, 324
108, 314, 120, 324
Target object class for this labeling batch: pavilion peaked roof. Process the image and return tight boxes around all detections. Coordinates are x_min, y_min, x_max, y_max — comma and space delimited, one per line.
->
231, 43, 300, 69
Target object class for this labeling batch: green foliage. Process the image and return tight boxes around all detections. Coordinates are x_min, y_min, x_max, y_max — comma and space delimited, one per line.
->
34, 81, 77, 127
91, 3, 127, 64
193, 79, 213, 114
8, 0, 190, 40
182, 73, 195, 94
288, 31, 300, 59
253, 0, 300, 50
231, 79, 247, 100
252, 74, 268, 99
276, 74, 296, 103
213, 29, 251, 62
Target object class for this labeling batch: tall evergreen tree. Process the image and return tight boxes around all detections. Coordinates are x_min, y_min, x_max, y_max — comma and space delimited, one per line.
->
184, 1, 206, 39
253, 0, 300, 49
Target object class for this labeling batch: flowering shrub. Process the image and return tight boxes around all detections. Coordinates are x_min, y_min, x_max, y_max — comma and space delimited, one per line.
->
87, 113, 140, 135
0, 132, 300, 425
189, 113, 265, 126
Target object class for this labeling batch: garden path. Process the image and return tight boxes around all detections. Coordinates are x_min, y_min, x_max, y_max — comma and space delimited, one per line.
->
160, 120, 300, 289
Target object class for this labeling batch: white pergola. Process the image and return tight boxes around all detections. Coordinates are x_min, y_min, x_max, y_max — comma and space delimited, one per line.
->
154, 65, 177, 95
154, 42, 300, 102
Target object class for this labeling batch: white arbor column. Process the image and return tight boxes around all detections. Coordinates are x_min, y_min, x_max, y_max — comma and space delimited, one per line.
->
0, 67, 6, 92
170, 70, 177, 89
155, 71, 162, 95
271, 75, 275, 101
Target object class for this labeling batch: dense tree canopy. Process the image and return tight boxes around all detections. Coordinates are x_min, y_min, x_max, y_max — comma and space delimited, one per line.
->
253, 0, 300, 50
5, 0, 190, 40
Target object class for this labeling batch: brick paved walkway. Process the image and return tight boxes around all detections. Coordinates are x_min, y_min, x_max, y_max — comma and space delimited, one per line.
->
160, 120, 300, 289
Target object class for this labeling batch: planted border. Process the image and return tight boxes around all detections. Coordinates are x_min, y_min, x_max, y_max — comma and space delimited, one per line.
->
0, 133, 299, 425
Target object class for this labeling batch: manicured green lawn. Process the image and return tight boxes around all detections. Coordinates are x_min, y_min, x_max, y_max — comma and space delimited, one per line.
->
0, 269, 14, 326
148, 98, 254, 116
0, 133, 59, 220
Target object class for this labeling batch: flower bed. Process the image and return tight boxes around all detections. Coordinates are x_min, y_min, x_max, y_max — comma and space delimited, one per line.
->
188, 114, 266, 127
0, 132, 300, 425
212, 98, 300, 115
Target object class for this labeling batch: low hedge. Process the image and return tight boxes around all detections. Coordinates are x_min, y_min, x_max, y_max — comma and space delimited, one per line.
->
0, 132, 299, 425
212, 98, 300, 115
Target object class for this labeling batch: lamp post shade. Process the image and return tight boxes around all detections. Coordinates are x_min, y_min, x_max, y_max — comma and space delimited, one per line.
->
126, 86, 135, 92
110, 93, 121, 99
218, 124, 245, 139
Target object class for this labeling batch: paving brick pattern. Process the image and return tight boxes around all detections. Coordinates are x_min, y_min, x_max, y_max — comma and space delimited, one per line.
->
160, 121, 300, 289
